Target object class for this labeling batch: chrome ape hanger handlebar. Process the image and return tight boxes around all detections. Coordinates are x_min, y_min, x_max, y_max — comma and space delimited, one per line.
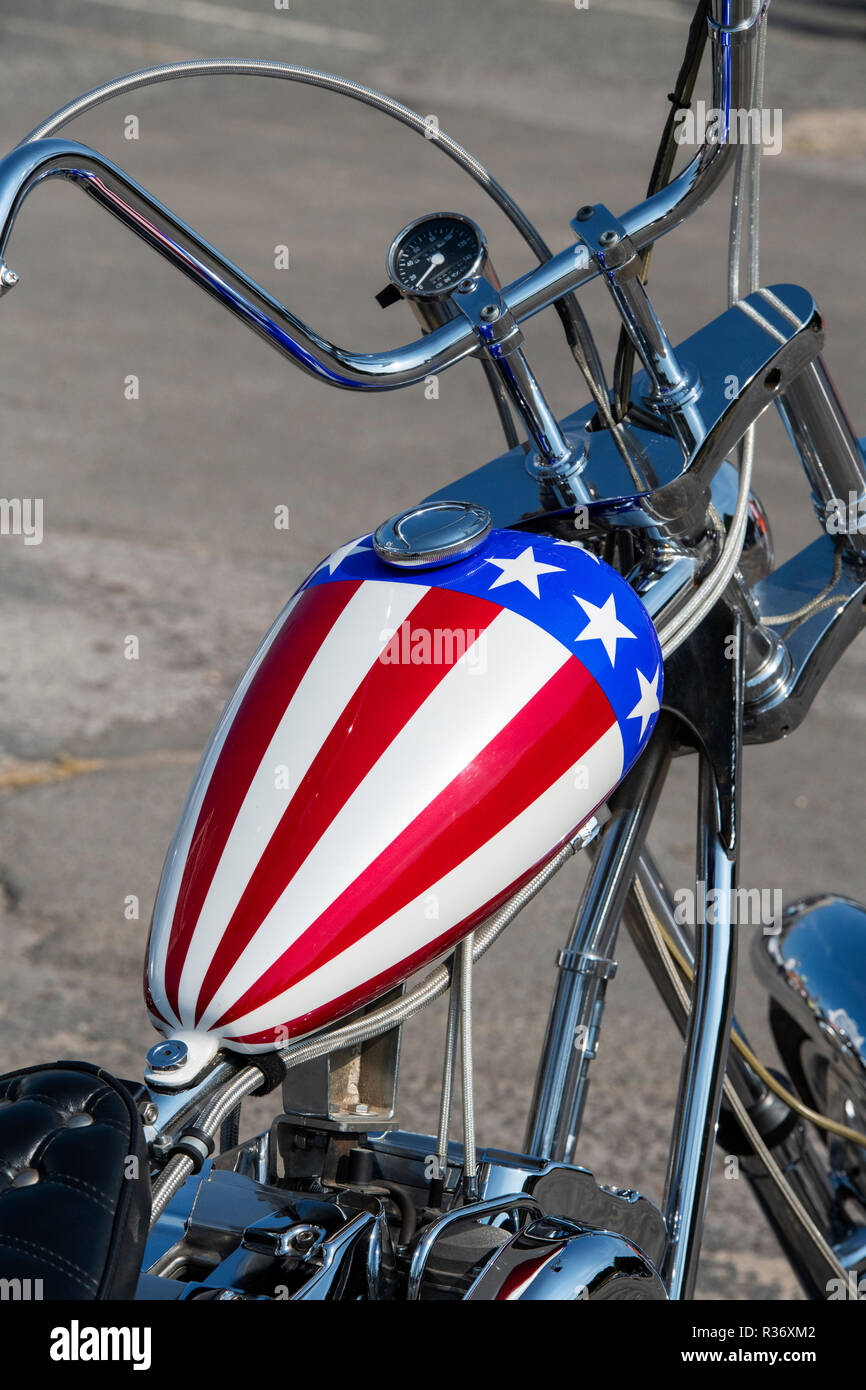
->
0, 0, 764, 394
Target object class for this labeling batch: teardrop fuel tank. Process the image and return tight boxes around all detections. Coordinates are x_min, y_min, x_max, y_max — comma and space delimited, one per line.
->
145, 527, 662, 1053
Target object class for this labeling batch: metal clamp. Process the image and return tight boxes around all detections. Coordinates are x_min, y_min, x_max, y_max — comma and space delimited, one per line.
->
556, 949, 618, 981
451, 274, 524, 358
707, 0, 771, 38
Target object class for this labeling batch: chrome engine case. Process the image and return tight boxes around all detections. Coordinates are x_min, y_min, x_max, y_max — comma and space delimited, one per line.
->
139, 1125, 667, 1300
463, 1219, 667, 1300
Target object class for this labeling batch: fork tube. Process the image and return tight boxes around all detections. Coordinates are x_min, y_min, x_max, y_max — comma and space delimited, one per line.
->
523, 719, 672, 1162
661, 755, 739, 1299
625, 849, 842, 1301
624, 849, 756, 1109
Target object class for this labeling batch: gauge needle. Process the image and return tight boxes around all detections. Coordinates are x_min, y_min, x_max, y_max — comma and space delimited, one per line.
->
414, 251, 444, 287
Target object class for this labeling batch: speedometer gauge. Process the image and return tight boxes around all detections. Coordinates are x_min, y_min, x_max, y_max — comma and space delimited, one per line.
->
386, 213, 487, 299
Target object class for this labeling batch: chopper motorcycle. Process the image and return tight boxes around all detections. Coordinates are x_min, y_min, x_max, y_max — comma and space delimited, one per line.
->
1, 0, 865, 1303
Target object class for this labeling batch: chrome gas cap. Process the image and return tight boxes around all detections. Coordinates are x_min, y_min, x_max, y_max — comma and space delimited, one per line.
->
373, 500, 491, 569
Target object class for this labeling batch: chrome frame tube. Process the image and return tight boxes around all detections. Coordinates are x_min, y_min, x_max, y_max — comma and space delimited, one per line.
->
776, 358, 866, 556
523, 720, 673, 1162
0, 2, 759, 393
661, 753, 740, 1299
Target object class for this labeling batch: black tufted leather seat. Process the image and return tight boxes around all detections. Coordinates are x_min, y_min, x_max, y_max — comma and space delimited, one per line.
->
0, 1060, 151, 1299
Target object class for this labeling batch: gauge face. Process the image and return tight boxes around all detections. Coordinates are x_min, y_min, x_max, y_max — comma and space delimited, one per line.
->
387, 213, 486, 298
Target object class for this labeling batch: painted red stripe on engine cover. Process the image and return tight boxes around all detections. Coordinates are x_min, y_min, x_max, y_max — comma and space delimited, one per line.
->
213, 656, 614, 1032
192, 587, 497, 1024
494, 1246, 567, 1299
162, 580, 360, 1018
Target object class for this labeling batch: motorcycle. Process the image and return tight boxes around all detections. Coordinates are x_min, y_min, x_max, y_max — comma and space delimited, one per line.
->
1, 0, 865, 1303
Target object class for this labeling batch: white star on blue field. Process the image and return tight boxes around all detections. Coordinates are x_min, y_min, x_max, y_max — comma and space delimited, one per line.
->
573, 592, 637, 666
305, 526, 663, 769
484, 545, 564, 598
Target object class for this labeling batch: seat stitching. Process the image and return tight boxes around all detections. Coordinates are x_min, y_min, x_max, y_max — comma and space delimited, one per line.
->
0, 1233, 99, 1291
2, 1091, 69, 1110
3, 1088, 117, 1115
36, 1172, 117, 1215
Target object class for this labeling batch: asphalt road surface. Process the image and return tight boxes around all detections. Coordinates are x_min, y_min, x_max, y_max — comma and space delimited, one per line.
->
0, 0, 864, 1300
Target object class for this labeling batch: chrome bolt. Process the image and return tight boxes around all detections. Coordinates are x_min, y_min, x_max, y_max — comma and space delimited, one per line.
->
573, 815, 602, 851
0, 264, 19, 294
289, 1224, 324, 1255
599, 229, 620, 248
141, 1102, 159, 1125
480, 304, 500, 323
146, 1038, 189, 1072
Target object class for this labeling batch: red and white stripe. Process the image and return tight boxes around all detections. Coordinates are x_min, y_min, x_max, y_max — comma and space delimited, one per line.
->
146, 577, 623, 1050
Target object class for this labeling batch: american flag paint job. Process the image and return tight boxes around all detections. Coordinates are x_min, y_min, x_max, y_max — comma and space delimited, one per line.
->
145, 528, 662, 1052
